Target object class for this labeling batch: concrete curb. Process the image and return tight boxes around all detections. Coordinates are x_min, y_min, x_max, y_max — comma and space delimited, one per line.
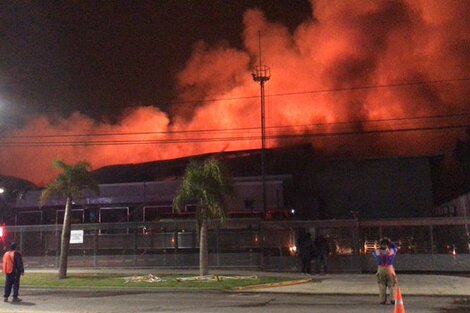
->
234, 278, 313, 291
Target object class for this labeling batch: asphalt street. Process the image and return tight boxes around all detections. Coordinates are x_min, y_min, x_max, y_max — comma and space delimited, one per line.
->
0, 290, 468, 313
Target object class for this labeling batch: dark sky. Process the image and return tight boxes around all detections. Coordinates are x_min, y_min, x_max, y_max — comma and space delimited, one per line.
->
0, 0, 312, 124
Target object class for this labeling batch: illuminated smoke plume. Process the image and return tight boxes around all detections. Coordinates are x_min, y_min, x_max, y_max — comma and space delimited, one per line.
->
1, 0, 469, 185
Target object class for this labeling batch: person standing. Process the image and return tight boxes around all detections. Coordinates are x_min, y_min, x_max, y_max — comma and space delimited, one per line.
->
297, 232, 314, 275
314, 234, 330, 274
371, 237, 399, 305
3, 243, 24, 302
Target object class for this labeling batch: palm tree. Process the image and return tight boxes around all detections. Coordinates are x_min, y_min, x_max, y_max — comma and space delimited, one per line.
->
173, 158, 234, 276
40, 159, 98, 279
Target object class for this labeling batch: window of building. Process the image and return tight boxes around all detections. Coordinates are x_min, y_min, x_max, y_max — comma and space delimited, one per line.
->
244, 200, 255, 211
56, 209, 85, 224
143, 205, 173, 221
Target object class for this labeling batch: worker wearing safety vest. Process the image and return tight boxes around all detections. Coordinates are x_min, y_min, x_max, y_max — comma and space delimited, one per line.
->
371, 237, 398, 305
2, 243, 24, 302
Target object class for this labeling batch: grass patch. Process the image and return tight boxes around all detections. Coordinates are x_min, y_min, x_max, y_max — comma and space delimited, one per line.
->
0, 273, 297, 291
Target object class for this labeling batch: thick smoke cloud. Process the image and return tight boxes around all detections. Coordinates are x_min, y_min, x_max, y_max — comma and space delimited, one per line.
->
1, 0, 469, 185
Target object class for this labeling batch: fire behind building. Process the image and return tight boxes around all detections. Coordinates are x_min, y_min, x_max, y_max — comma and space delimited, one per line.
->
1, 145, 441, 226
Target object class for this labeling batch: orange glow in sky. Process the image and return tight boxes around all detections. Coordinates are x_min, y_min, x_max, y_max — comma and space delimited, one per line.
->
1, 0, 469, 185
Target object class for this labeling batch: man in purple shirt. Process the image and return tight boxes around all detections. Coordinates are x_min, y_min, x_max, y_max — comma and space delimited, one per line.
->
371, 237, 398, 305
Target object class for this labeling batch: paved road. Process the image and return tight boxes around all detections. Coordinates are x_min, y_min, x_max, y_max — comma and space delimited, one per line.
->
1, 290, 469, 313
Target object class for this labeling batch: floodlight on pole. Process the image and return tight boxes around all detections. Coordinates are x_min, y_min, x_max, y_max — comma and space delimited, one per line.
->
251, 32, 270, 215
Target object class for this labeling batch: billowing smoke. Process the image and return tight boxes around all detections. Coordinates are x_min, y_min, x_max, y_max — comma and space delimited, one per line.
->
1, 0, 469, 185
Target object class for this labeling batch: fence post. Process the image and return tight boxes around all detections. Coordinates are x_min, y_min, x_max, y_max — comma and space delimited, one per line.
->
430, 225, 435, 271
174, 223, 178, 268
260, 224, 265, 271
19, 228, 24, 255
351, 223, 361, 272
133, 225, 137, 266
93, 229, 98, 267
216, 227, 220, 267
55, 228, 60, 267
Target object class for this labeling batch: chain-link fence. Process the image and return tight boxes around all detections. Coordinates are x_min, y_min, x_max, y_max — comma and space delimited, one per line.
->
3, 217, 469, 272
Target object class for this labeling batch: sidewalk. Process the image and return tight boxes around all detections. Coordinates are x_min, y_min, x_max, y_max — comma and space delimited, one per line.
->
243, 273, 470, 297
27, 268, 470, 297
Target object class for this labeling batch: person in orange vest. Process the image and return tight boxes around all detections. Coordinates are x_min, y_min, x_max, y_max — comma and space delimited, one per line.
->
2, 243, 24, 302
371, 237, 399, 305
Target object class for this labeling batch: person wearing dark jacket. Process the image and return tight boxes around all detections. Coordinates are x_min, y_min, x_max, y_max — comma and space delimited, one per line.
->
314, 234, 330, 274
297, 232, 314, 275
3, 243, 24, 302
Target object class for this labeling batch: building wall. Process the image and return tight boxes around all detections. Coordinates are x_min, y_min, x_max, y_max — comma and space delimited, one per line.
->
434, 192, 470, 217
9, 176, 289, 225
9, 156, 437, 221
306, 157, 435, 218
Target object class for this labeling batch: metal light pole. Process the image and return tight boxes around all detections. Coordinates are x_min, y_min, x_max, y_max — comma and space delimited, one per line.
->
252, 42, 270, 215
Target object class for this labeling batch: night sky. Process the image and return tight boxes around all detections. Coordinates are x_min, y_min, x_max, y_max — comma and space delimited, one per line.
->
0, 1, 311, 124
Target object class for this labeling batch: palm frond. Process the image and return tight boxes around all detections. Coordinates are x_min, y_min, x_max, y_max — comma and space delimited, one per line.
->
39, 159, 98, 207
173, 158, 235, 223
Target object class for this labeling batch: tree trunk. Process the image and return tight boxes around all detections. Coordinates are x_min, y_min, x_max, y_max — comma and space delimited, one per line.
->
195, 215, 201, 247
59, 197, 72, 279
199, 217, 209, 277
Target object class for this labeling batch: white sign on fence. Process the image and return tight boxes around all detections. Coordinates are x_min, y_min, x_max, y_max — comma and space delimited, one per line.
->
70, 230, 84, 244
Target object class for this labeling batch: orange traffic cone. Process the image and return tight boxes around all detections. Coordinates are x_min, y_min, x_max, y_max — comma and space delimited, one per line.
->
394, 286, 405, 313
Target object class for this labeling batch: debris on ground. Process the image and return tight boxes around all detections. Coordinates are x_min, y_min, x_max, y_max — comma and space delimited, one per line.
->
175, 275, 258, 282
123, 274, 258, 283
124, 274, 165, 283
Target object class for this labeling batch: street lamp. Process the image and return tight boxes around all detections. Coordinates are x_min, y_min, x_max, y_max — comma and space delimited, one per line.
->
252, 65, 270, 215
251, 32, 271, 216
0, 187, 5, 223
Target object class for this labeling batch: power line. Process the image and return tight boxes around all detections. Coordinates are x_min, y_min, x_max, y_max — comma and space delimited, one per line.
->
3, 110, 470, 139
1, 123, 468, 147
7, 77, 470, 114
267, 77, 470, 98
78, 77, 470, 106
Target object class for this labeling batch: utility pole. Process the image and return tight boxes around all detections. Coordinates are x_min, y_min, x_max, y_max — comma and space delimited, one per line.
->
252, 32, 270, 215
